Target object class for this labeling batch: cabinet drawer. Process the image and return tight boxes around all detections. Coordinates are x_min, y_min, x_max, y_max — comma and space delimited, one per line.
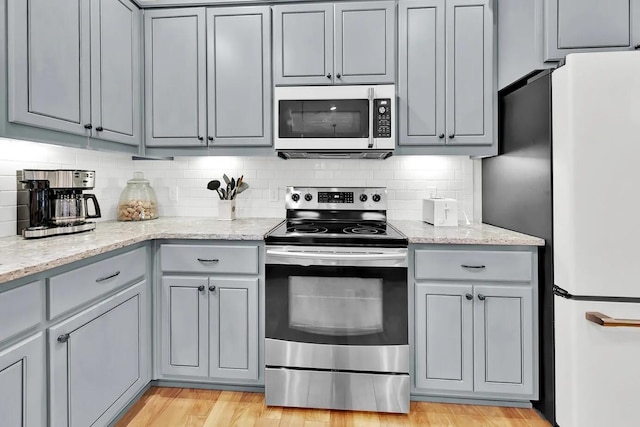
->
161, 244, 259, 274
48, 247, 146, 319
0, 281, 42, 343
415, 250, 532, 282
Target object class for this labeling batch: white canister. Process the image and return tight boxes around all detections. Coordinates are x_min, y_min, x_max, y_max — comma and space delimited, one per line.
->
218, 200, 236, 221
422, 198, 458, 227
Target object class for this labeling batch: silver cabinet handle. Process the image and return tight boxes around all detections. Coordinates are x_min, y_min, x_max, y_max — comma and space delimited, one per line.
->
478, 294, 486, 301
57, 333, 70, 343
209, 285, 216, 292
461, 264, 486, 270
198, 285, 205, 292
197, 258, 219, 263
95, 271, 120, 282
465, 293, 473, 301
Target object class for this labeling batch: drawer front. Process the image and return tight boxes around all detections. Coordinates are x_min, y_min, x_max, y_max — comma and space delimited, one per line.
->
415, 250, 532, 282
48, 247, 146, 319
0, 281, 42, 343
161, 244, 259, 274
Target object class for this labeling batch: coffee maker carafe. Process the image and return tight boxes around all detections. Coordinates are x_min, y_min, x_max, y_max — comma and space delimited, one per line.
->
21, 170, 101, 238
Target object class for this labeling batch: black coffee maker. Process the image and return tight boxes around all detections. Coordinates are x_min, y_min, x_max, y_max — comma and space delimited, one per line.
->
21, 170, 101, 238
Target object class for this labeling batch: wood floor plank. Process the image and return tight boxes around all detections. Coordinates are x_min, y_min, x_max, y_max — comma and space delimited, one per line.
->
115, 387, 551, 427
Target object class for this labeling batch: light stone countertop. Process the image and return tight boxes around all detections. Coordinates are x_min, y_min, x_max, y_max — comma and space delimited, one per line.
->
390, 220, 545, 246
0, 217, 284, 285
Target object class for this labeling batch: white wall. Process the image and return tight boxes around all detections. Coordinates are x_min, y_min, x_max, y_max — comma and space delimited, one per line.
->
0, 138, 478, 238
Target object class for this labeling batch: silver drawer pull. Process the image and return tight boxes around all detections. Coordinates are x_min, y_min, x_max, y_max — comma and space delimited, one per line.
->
461, 264, 486, 270
95, 271, 121, 282
197, 258, 219, 263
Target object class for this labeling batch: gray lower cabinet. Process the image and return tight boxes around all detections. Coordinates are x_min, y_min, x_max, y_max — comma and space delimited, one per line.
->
413, 247, 538, 401
273, 1, 395, 85
161, 275, 259, 382
398, 0, 495, 153
0, 333, 45, 427
49, 280, 150, 427
8, 0, 142, 145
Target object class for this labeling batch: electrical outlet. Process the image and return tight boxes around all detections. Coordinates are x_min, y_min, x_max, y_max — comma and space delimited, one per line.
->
169, 186, 179, 202
269, 185, 279, 202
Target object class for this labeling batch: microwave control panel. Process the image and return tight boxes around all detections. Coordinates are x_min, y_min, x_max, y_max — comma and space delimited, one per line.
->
374, 99, 392, 138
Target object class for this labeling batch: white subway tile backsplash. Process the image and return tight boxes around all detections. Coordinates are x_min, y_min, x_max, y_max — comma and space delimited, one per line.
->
0, 138, 478, 237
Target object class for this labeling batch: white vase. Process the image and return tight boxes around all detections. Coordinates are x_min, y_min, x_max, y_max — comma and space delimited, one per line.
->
218, 199, 236, 220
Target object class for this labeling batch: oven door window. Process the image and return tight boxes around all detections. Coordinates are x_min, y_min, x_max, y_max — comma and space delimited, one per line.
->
278, 99, 369, 138
266, 265, 407, 346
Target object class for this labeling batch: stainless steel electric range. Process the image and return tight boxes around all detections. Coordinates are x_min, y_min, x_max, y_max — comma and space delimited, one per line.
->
264, 187, 409, 414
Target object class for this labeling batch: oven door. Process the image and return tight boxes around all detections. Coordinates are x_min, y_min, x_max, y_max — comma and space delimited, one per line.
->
265, 246, 408, 373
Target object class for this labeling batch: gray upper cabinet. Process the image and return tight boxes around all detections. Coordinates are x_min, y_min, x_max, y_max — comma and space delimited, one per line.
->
160, 276, 209, 378
145, 8, 207, 147
8, 0, 142, 146
273, 3, 334, 85
398, 0, 494, 151
415, 283, 473, 392
273, 1, 395, 85
473, 285, 534, 396
0, 333, 45, 427
207, 7, 271, 146
545, 0, 637, 62
209, 278, 259, 381
8, 0, 91, 135
90, 0, 142, 146
334, 2, 395, 84
49, 281, 149, 427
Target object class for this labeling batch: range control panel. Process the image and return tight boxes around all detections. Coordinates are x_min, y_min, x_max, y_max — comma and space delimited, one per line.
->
286, 187, 387, 210
373, 98, 392, 138
318, 192, 354, 204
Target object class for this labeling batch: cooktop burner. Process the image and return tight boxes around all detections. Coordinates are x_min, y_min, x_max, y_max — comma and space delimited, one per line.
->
286, 224, 329, 234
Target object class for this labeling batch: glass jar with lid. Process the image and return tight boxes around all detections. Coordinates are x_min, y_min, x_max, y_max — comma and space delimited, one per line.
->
117, 172, 158, 221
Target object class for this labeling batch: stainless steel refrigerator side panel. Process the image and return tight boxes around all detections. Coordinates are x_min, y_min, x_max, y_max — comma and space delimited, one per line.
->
265, 368, 410, 414
265, 339, 409, 373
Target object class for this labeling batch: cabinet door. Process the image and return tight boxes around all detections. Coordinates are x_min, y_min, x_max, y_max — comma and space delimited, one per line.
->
90, 0, 142, 146
49, 281, 149, 427
334, 1, 396, 84
207, 7, 271, 146
161, 276, 209, 378
145, 9, 207, 147
398, 0, 445, 146
473, 285, 534, 395
445, 0, 494, 145
273, 3, 334, 85
209, 278, 259, 381
8, 0, 91, 135
415, 283, 473, 392
0, 334, 45, 427
545, 0, 633, 61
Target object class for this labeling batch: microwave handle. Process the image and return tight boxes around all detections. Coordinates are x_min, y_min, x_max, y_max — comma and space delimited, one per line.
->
368, 87, 374, 148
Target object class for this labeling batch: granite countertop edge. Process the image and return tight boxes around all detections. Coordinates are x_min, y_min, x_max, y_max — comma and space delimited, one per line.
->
0, 217, 544, 286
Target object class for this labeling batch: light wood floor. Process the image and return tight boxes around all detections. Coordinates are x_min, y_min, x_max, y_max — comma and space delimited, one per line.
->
115, 387, 551, 427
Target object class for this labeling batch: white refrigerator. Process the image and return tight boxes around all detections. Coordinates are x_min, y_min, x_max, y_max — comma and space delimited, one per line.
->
553, 51, 640, 427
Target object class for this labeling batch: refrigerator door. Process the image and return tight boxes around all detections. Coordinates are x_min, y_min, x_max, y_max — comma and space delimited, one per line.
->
555, 297, 640, 427
552, 52, 640, 298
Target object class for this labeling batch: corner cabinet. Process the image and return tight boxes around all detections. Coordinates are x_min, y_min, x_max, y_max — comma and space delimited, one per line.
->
397, 0, 496, 155
273, 1, 395, 85
0, 333, 45, 427
158, 243, 263, 385
412, 246, 538, 401
145, 7, 271, 148
49, 281, 150, 427
7, 0, 142, 146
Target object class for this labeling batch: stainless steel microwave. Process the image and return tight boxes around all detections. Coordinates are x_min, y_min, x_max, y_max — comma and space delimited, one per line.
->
274, 85, 396, 159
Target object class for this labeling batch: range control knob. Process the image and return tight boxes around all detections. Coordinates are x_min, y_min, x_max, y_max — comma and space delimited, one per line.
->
359, 194, 368, 202
378, 106, 387, 114
291, 193, 300, 202
372, 194, 381, 202
304, 193, 313, 202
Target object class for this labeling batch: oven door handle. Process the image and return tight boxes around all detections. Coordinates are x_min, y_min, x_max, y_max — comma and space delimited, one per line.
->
266, 249, 406, 261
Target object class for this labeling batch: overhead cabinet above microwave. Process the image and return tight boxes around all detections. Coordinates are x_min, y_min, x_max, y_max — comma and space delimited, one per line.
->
273, 1, 396, 86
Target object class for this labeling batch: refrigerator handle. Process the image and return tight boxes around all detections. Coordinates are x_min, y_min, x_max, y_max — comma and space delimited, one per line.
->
586, 312, 640, 328
553, 285, 571, 299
